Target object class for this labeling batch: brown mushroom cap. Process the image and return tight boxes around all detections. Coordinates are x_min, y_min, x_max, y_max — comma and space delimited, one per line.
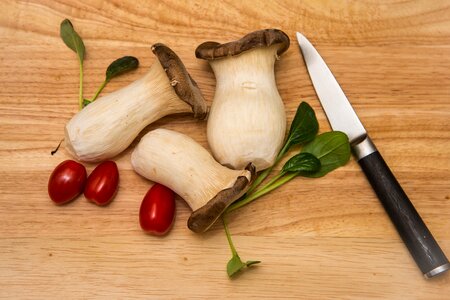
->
188, 163, 256, 233
195, 29, 290, 60
152, 43, 208, 119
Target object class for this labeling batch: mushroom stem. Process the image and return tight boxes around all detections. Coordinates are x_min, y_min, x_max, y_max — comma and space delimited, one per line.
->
65, 44, 207, 162
207, 45, 286, 170
196, 29, 290, 171
131, 129, 255, 233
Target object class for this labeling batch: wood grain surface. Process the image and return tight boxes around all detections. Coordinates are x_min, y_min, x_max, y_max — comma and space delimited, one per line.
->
1, 0, 449, 299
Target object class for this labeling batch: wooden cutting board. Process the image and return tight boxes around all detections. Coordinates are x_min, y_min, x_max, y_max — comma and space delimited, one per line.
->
1, 1, 449, 298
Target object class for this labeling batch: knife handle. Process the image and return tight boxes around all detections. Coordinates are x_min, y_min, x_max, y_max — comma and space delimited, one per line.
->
355, 137, 449, 278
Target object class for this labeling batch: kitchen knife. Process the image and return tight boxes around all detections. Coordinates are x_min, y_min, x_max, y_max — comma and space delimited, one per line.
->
296, 32, 449, 278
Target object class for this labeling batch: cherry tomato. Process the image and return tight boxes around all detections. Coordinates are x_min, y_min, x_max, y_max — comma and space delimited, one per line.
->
48, 160, 87, 205
139, 183, 176, 236
84, 161, 119, 206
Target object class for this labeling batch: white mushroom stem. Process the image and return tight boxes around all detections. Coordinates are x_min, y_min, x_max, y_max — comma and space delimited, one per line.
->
132, 129, 255, 233
206, 44, 286, 171
131, 129, 251, 211
65, 60, 195, 162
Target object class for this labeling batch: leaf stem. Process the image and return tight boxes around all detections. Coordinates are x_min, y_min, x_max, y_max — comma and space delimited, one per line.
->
246, 141, 291, 194
90, 79, 108, 102
260, 171, 286, 189
247, 168, 271, 195
227, 172, 298, 213
78, 61, 84, 110
276, 140, 291, 162
222, 215, 237, 256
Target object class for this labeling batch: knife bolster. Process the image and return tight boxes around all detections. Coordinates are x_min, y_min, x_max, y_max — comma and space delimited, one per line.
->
353, 136, 377, 160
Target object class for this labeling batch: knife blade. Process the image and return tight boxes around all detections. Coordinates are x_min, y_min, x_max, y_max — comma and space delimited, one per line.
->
296, 32, 449, 278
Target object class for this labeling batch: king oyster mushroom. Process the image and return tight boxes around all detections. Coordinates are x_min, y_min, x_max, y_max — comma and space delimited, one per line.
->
196, 29, 290, 171
131, 128, 255, 233
65, 43, 207, 162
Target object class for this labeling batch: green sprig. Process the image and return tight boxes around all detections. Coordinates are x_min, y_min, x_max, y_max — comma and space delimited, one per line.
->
59, 19, 139, 109
247, 102, 319, 194
60, 19, 85, 109
86, 56, 139, 106
221, 101, 351, 279
222, 216, 260, 278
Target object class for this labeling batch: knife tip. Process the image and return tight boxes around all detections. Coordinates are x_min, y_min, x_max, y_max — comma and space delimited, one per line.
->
296, 32, 305, 43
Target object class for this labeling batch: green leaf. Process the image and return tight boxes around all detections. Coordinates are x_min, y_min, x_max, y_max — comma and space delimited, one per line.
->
286, 102, 319, 147
60, 19, 85, 63
227, 254, 246, 277
105, 56, 139, 82
245, 260, 261, 267
227, 254, 261, 278
82, 99, 91, 108
301, 131, 351, 178
282, 152, 321, 174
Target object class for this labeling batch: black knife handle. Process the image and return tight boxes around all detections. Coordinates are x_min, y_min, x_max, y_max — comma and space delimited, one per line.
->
356, 139, 449, 278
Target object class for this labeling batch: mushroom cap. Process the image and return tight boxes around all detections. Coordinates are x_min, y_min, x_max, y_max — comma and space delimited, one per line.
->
195, 29, 290, 60
152, 43, 208, 119
188, 163, 256, 233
